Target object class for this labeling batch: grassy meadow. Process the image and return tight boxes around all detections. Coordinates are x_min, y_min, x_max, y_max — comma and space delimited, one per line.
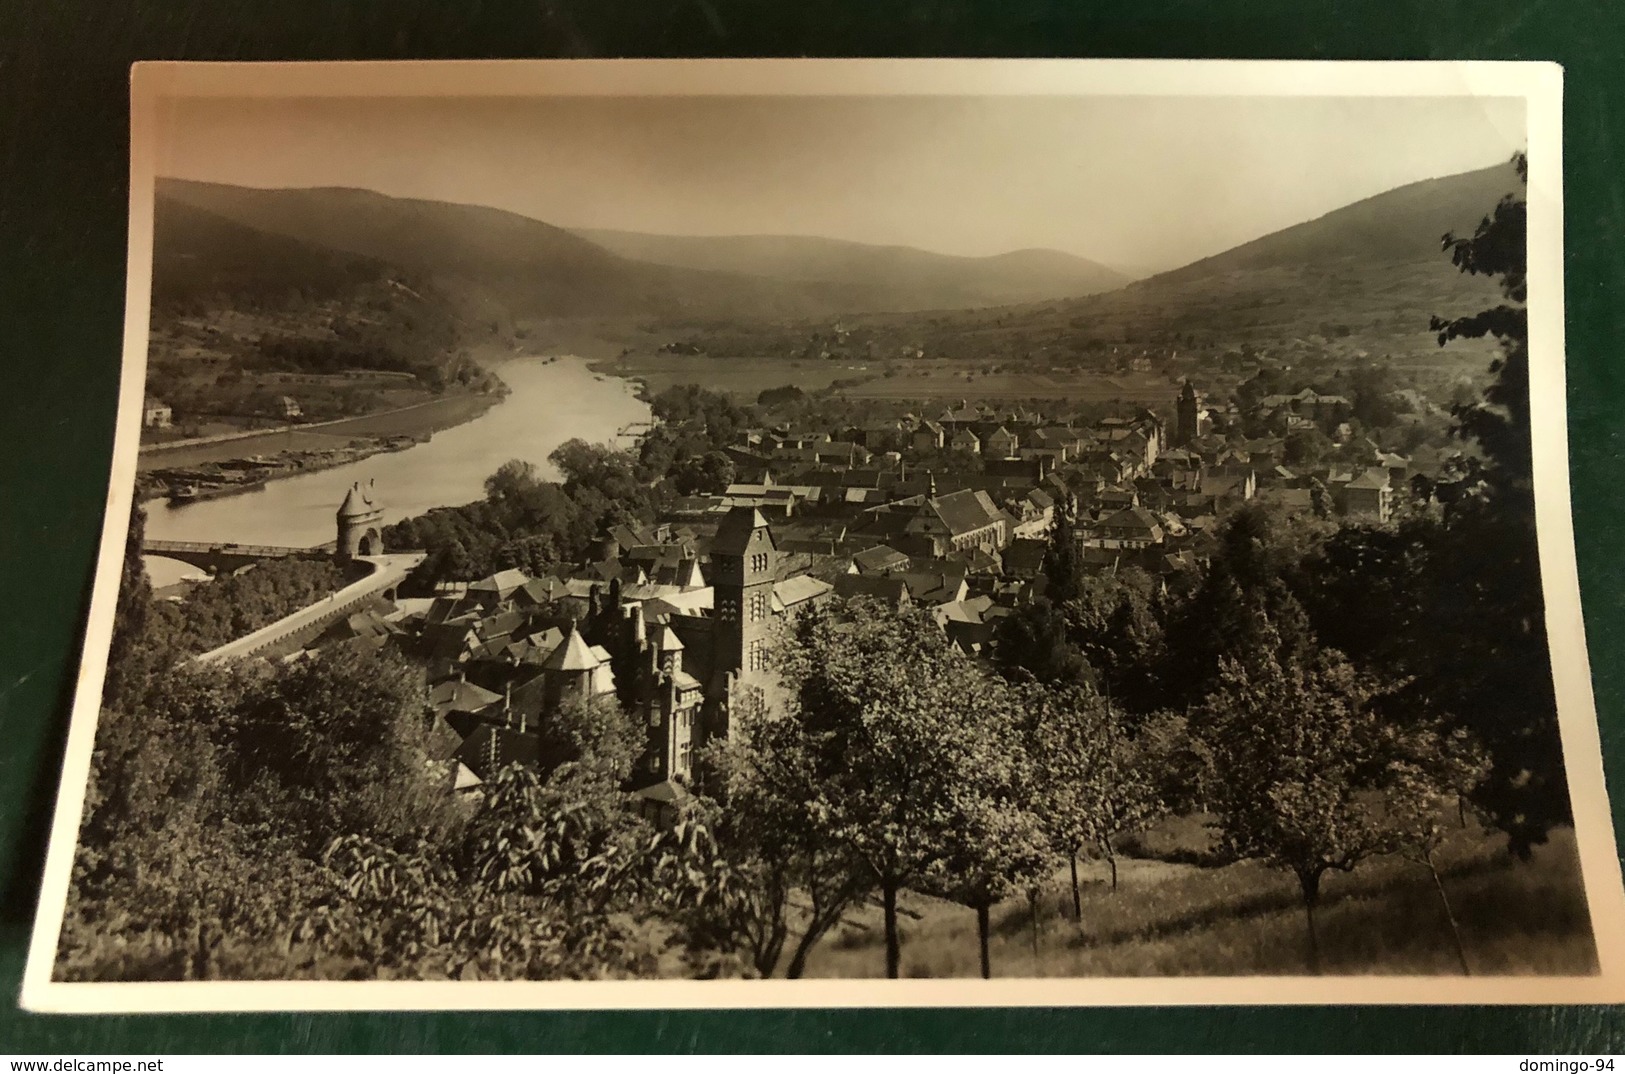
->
799, 817, 1597, 979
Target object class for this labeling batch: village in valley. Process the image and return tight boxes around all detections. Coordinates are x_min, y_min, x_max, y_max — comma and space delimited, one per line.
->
330, 373, 1417, 813
58, 87, 1599, 985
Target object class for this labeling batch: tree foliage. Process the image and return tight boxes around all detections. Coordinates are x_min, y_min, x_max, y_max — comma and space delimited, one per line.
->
773, 599, 1035, 978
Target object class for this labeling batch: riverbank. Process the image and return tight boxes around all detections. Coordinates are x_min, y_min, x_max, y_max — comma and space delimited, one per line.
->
139, 434, 427, 505
144, 352, 650, 548
137, 389, 503, 472
135, 389, 505, 504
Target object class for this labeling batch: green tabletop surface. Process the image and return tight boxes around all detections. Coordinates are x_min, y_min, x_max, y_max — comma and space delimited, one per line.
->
3, 0, 1624, 1053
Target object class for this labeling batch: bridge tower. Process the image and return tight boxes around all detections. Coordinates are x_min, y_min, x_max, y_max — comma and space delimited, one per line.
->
336, 479, 385, 563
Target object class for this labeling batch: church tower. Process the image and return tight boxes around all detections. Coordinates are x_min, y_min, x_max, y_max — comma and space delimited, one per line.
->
1174, 380, 1207, 447
707, 505, 777, 740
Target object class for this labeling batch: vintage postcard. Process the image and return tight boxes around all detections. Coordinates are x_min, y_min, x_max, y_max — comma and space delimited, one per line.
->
22, 58, 1625, 1012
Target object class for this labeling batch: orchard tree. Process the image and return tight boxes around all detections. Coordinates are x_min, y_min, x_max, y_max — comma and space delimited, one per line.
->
920, 704, 1050, 978
776, 599, 1031, 978
1386, 723, 1491, 975
1198, 625, 1396, 972
1024, 685, 1104, 920
664, 718, 873, 978
1078, 705, 1165, 893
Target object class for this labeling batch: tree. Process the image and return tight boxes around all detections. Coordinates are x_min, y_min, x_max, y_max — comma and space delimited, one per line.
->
921, 770, 1050, 978
1284, 426, 1332, 468
461, 761, 647, 917
775, 599, 1029, 978
104, 501, 154, 711
699, 705, 875, 978
991, 599, 1093, 688
1433, 153, 1531, 492
1024, 685, 1103, 920
1078, 705, 1164, 893
1428, 152, 1565, 856
1198, 626, 1396, 972
484, 458, 542, 505
1386, 723, 1491, 975
670, 451, 737, 496
1041, 491, 1085, 604
224, 647, 451, 848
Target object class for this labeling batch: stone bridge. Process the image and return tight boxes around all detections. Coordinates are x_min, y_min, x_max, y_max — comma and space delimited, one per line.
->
145, 539, 336, 574
193, 552, 425, 664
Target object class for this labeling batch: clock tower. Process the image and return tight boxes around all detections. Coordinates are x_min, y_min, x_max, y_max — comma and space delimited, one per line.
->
707, 505, 777, 740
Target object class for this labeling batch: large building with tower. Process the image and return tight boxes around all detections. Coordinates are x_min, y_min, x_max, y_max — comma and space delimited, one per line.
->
1174, 379, 1210, 447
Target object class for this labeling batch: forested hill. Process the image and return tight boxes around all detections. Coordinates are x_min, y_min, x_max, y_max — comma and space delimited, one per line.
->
570, 228, 1131, 310
157, 178, 1128, 324
796, 162, 1523, 371
147, 193, 480, 400
1146, 161, 1526, 287
152, 196, 441, 315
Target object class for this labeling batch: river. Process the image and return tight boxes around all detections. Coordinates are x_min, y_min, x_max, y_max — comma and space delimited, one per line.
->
145, 355, 650, 561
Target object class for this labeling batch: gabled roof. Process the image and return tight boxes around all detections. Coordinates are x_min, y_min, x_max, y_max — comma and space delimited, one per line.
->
853, 544, 910, 573
930, 488, 1003, 536
773, 574, 834, 609
430, 678, 503, 714
541, 623, 601, 672
1100, 506, 1165, 533
1346, 468, 1392, 491
832, 573, 911, 604
514, 576, 567, 605
455, 724, 542, 781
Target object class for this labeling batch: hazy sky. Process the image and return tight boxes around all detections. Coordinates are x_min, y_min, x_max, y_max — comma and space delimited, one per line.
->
156, 94, 1524, 274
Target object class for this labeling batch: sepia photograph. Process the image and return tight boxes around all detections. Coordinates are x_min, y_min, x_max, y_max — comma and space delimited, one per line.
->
21, 59, 1625, 1011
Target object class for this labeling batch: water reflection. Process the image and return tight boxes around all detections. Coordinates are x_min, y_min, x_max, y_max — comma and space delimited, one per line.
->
144, 356, 649, 549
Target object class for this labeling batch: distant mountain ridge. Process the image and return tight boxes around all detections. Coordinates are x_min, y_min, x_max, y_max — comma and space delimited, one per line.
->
156, 179, 1129, 322
800, 161, 1523, 369
151, 161, 1523, 374
569, 227, 1131, 309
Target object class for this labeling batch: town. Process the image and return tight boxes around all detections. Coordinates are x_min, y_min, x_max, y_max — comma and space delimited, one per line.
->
277, 374, 1429, 815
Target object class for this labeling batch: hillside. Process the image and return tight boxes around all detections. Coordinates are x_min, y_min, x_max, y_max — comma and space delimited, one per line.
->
661, 162, 1524, 381
1150, 161, 1524, 287
151, 198, 417, 313
158, 179, 1127, 323
570, 228, 1130, 309
160, 179, 837, 325
144, 196, 491, 433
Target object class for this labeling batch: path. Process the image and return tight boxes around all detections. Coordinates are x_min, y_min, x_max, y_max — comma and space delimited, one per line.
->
193, 552, 425, 664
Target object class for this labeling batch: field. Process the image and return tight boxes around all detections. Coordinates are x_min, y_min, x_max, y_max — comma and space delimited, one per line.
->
800, 819, 1597, 979
589, 352, 1192, 406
